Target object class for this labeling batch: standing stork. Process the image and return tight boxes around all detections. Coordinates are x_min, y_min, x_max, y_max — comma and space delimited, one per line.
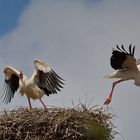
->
1, 59, 64, 109
104, 44, 140, 105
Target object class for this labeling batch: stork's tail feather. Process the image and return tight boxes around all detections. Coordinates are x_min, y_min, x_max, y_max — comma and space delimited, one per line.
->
103, 75, 113, 79
103, 72, 119, 79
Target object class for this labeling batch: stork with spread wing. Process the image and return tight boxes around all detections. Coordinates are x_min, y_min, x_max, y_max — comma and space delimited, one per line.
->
104, 44, 140, 105
2, 59, 64, 109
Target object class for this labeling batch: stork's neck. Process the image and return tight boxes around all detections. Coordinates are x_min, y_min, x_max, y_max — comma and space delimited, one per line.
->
19, 78, 26, 88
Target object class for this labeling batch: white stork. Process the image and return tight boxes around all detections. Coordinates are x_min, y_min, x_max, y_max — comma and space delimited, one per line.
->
104, 44, 140, 105
1, 59, 64, 109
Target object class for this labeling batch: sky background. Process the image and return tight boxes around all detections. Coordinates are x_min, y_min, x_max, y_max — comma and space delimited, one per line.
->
0, 0, 140, 139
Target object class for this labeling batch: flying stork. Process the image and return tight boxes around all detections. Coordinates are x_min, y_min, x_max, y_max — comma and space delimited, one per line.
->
1, 59, 64, 109
104, 44, 140, 105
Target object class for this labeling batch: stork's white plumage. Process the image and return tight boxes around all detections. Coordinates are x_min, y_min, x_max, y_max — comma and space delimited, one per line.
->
104, 44, 140, 105
1, 59, 64, 109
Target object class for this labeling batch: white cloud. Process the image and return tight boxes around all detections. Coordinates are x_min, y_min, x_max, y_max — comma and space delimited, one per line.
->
0, 0, 140, 139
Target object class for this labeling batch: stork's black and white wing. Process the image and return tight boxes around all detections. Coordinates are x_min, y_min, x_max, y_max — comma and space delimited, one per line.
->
1, 66, 20, 104
110, 44, 137, 71
33, 59, 64, 96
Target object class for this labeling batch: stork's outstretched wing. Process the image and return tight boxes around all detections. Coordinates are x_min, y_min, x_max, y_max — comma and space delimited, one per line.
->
33, 59, 64, 96
1, 66, 20, 103
110, 44, 137, 71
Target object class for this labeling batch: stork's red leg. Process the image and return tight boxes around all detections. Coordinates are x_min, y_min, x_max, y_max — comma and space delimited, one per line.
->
104, 79, 123, 105
39, 99, 46, 109
27, 97, 32, 109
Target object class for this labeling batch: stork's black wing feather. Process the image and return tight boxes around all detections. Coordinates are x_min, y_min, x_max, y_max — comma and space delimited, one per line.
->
129, 44, 132, 55
37, 70, 64, 96
132, 46, 135, 56
1, 74, 19, 104
110, 50, 126, 70
110, 44, 136, 70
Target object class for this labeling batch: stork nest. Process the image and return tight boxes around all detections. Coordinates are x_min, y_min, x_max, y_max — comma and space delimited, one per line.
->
0, 105, 117, 140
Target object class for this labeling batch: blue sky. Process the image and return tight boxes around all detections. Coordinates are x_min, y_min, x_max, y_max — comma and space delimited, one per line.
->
0, 0, 30, 36
0, 0, 140, 140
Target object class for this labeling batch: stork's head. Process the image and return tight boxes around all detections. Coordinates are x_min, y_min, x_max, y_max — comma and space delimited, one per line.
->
19, 71, 23, 79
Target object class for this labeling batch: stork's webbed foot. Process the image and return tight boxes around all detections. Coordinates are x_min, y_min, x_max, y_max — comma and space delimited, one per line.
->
104, 96, 112, 105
